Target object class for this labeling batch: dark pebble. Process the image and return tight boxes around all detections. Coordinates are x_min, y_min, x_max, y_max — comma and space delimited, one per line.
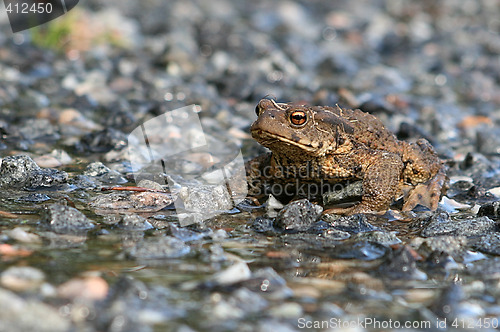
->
446, 180, 474, 198
397, 121, 431, 141
476, 127, 500, 155
40, 204, 94, 234
478, 201, 500, 218
322, 213, 379, 233
251, 217, 276, 234
471, 233, 500, 256
424, 251, 457, 273
330, 241, 387, 260
79, 128, 128, 153
307, 220, 331, 234
274, 199, 323, 232
0, 155, 68, 189
421, 211, 497, 237
69, 175, 99, 189
126, 236, 190, 259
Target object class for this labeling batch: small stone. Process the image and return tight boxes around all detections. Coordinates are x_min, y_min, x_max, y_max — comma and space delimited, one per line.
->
268, 302, 303, 319
137, 179, 165, 191
119, 214, 154, 231
40, 204, 94, 234
476, 127, 500, 155
57, 276, 109, 300
169, 223, 207, 241
421, 212, 497, 237
229, 287, 268, 313
488, 188, 500, 198
274, 199, 323, 232
1, 266, 45, 291
90, 192, 174, 212
70, 175, 98, 189
126, 236, 190, 259
84, 162, 113, 177
478, 201, 500, 218
0, 288, 70, 332
472, 233, 500, 256
242, 267, 292, 300
331, 241, 387, 260
323, 213, 379, 233
84, 161, 127, 184
179, 184, 234, 213
34, 149, 72, 168
4, 227, 42, 243
266, 195, 285, 218
212, 261, 251, 285
251, 217, 275, 233
322, 228, 351, 240
424, 251, 459, 272
80, 128, 128, 153
0, 155, 67, 189
353, 231, 402, 246
211, 229, 228, 241
439, 196, 471, 213
417, 236, 468, 261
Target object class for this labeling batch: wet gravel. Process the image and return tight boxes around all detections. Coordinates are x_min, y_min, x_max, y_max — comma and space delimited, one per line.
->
1, 0, 500, 331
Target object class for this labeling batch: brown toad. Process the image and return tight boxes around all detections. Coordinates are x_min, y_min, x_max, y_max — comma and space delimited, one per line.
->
247, 98, 448, 214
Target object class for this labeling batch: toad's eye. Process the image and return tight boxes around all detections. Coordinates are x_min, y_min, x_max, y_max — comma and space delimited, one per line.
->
290, 110, 307, 126
255, 105, 262, 116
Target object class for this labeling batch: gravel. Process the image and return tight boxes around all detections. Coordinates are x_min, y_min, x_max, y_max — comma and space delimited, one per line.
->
0, 0, 500, 330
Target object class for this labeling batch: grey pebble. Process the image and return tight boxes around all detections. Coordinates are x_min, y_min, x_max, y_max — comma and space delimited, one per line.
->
40, 204, 94, 234
0, 155, 67, 189
126, 236, 190, 259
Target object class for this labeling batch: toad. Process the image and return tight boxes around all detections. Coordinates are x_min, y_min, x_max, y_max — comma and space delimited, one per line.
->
247, 98, 447, 215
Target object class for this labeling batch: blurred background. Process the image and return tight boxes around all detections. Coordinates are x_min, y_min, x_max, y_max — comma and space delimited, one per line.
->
0, 1, 500, 331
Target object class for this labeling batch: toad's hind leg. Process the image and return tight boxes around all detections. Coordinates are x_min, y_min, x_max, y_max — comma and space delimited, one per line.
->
325, 152, 404, 215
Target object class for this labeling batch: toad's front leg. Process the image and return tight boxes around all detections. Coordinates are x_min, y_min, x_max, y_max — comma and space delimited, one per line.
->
402, 165, 448, 211
325, 151, 404, 215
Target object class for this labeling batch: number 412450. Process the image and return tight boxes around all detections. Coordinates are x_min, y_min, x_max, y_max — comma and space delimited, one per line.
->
6, 2, 53, 14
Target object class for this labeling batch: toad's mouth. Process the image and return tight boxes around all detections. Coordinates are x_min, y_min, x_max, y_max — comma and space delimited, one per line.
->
251, 129, 318, 154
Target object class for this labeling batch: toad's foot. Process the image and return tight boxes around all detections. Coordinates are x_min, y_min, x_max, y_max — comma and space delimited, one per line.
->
402, 166, 448, 211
